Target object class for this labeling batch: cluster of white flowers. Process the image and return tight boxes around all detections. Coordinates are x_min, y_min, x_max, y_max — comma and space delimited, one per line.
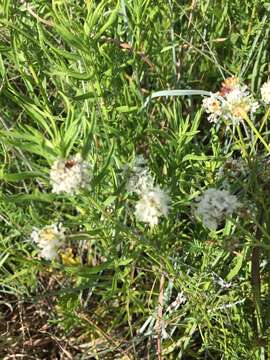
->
127, 156, 170, 227
50, 153, 91, 195
194, 188, 240, 230
202, 77, 259, 125
135, 185, 170, 227
31, 223, 65, 260
261, 79, 270, 104
217, 158, 247, 189
202, 93, 223, 123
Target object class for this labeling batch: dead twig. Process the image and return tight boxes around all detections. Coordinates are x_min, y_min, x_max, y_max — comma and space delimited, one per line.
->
188, 0, 197, 28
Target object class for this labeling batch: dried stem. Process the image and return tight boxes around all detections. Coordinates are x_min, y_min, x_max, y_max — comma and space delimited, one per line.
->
188, 0, 197, 28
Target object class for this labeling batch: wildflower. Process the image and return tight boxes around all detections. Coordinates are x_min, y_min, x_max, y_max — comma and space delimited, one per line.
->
135, 186, 170, 227
222, 85, 258, 123
50, 153, 91, 194
260, 80, 270, 104
202, 77, 258, 125
31, 223, 65, 260
126, 155, 154, 195
126, 155, 170, 227
195, 188, 240, 230
202, 93, 222, 123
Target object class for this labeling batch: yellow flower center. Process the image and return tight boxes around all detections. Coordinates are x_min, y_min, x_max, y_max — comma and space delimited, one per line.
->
210, 100, 221, 113
41, 228, 57, 241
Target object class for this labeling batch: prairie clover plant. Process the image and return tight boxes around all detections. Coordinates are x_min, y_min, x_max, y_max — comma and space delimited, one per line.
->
3, 3, 270, 357
126, 156, 170, 227
50, 153, 91, 195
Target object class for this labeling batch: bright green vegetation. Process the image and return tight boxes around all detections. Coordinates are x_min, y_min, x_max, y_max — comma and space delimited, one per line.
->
1, 1, 270, 358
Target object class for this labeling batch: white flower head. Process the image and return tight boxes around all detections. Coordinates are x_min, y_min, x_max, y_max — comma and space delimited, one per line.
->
222, 85, 259, 124
195, 188, 240, 230
261, 80, 270, 104
202, 93, 222, 123
135, 186, 170, 227
31, 223, 65, 260
202, 77, 259, 125
50, 153, 91, 194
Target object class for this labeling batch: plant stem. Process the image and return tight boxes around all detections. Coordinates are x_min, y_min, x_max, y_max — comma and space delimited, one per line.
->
245, 115, 270, 154
252, 214, 265, 359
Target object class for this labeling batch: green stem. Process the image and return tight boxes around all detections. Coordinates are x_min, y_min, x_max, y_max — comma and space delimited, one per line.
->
250, 107, 270, 155
244, 115, 270, 154
236, 125, 248, 158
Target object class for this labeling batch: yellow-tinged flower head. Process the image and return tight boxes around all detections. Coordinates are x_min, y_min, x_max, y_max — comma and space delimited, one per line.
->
202, 77, 259, 125
31, 223, 65, 260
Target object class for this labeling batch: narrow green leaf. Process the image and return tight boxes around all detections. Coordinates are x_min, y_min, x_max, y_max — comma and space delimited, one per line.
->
2, 172, 44, 182
226, 254, 244, 281
92, 141, 114, 186
81, 116, 96, 159
94, 2, 120, 39
6, 192, 55, 203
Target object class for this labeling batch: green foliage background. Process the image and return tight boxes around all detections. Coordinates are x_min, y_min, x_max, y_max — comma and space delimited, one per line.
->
0, 0, 270, 358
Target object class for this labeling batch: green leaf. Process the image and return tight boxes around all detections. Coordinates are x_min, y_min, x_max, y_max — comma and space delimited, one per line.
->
94, 2, 120, 39
226, 254, 244, 281
0, 53, 5, 78
73, 92, 96, 101
91, 141, 114, 186
1, 172, 44, 182
6, 192, 55, 203
182, 154, 211, 162
84, 0, 108, 36
49, 69, 93, 80
65, 258, 133, 277
81, 116, 96, 159
54, 23, 87, 51
3, 0, 11, 19
116, 105, 138, 113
